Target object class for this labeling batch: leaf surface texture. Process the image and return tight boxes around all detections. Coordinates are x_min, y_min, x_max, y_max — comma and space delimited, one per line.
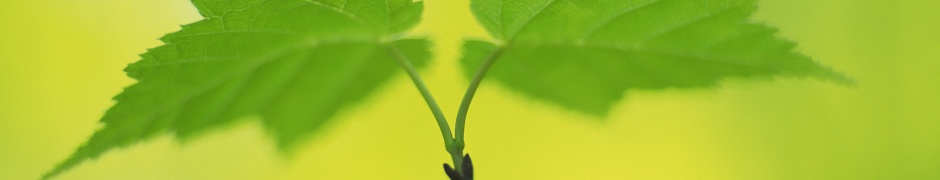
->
46, 0, 429, 178
463, 0, 848, 115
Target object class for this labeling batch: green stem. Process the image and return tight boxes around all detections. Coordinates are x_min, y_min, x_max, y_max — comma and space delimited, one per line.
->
385, 44, 455, 149
388, 43, 504, 177
449, 148, 464, 175
447, 47, 503, 174
454, 47, 504, 144
449, 46, 504, 176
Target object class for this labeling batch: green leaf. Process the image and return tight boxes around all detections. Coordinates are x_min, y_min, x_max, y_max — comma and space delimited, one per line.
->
463, 0, 849, 115
45, 0, 428, 178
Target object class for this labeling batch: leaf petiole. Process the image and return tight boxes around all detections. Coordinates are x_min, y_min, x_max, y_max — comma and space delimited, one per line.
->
385, 44, 455, 148
450, 46, 505, 176
455, 46, 504, 144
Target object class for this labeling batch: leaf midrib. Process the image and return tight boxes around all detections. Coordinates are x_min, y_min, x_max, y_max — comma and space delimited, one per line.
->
580, 0, 664, 41
505, 43, 781, 72
117, 0, 416, 139
126, 40, 379, 137
502, 0, 746, 45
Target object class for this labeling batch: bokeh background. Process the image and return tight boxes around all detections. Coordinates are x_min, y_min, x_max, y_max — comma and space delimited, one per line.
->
1, 0, 938, 179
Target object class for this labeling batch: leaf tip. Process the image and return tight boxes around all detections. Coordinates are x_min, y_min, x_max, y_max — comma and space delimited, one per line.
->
42, 154, 85, 180
809, 66, 856, 87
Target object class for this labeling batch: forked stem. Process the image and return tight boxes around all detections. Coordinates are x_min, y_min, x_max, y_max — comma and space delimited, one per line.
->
387, 43, 505, 179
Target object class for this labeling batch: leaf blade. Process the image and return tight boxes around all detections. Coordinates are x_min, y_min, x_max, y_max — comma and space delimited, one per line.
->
463, 0, 848, 115
45, 0, 428, 178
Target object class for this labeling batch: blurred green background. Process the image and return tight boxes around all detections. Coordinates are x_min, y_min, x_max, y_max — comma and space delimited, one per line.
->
1, 0, 938, 179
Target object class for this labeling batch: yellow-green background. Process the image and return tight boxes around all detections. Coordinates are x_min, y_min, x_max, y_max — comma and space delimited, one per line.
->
1, 0, 938, 179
